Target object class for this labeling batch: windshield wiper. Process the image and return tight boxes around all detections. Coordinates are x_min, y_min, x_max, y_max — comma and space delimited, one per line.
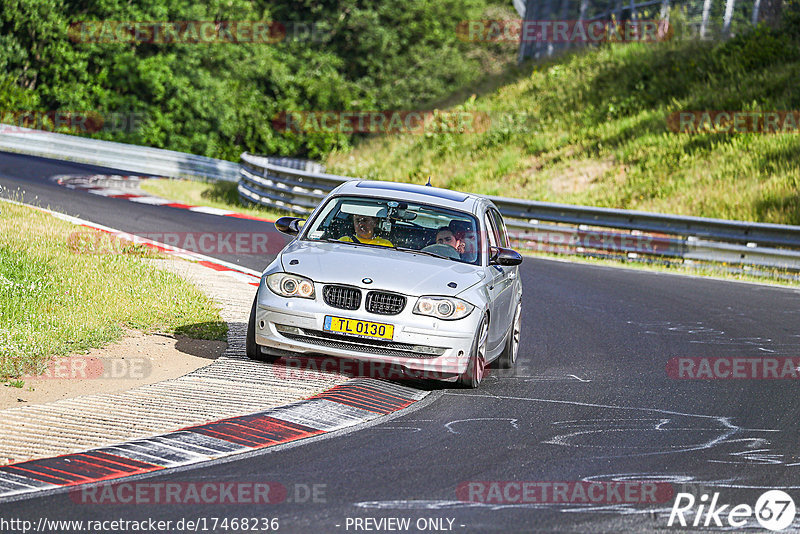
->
393, 246, 457, 261
314, 237, 394, 250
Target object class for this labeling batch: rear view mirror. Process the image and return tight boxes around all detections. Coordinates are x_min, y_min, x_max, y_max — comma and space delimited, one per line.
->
489, 247, 523, 266
275, 216, 305, 236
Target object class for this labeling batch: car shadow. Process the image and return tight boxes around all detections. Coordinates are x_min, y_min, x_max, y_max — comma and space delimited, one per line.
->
172, 321, 228, 360
261, 353, 514, 392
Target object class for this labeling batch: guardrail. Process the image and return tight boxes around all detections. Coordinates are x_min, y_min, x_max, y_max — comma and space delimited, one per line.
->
240, 152, 800, 274
1, 126, 796, 275
0, 125, 240, 182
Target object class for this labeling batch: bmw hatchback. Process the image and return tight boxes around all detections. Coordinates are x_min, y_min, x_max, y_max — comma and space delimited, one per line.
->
246, 180, 523, 387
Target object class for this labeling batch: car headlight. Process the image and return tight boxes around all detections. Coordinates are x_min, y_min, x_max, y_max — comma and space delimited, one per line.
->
266, 273, 315, 299
413, 296, 473, 320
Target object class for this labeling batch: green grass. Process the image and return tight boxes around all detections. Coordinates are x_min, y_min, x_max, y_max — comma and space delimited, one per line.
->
0, 200, 227, 379
140, 179, 285, 221
324, 20, 800, 225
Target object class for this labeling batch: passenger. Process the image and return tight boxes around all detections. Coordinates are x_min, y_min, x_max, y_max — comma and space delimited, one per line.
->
458, 229, 478, 260
340, 215, 393, 247
449, 221, 479, 262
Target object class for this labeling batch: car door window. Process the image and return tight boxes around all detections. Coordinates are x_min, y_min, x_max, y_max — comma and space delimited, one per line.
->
490, 209, 509, 248
484, 212, 499, 252
483, 211, 500, 258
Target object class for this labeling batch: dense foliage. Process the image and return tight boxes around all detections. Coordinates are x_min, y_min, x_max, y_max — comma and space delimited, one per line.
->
0, 0, 512, 159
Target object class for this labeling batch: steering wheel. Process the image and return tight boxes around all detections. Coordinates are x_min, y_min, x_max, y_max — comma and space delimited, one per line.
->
421, 243, 461, 260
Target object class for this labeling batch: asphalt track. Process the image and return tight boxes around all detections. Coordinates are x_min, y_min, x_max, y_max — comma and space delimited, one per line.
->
1, 151, 799, 533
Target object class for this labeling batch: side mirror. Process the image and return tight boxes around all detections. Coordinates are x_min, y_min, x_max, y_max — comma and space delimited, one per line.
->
275, 216, 305, 236
489, 246, 523, 266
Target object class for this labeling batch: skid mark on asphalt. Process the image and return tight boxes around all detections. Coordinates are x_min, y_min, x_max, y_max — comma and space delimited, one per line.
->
355, 500, 552, 511
626, 320, 726, 337
567, 374, 591, 382
372, 419, 434, 433
501, 374, 593, 382
442, 392, 799, 487
627, 319, 800, 355
444, 418, 520, 434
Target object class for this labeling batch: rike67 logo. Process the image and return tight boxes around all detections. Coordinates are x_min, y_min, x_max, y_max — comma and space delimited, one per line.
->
668, 490, 796, 531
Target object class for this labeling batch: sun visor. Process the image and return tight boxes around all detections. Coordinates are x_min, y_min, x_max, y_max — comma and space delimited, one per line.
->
339, 201, 388, 217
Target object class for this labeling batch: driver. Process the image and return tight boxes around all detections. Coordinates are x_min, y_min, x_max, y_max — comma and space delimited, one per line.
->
340, 215, 393, 247
435, 227, 463, 251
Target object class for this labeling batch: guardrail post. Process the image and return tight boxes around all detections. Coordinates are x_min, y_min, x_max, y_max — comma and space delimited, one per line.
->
700, 0, 713, 38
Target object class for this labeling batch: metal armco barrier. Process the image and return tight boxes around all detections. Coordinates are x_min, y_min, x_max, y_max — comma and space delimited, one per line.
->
240, 152, 800, 272
0, 125, 240, 182
238, 153, 347, 215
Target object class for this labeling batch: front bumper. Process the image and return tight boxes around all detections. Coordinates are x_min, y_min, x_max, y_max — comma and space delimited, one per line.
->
253, 289, 480, 381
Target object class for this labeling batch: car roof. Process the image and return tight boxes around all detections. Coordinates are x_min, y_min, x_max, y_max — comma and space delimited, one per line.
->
332, 180, 487, 213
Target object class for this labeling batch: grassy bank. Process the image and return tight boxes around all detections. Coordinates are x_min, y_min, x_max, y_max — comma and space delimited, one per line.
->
139, 179, 284, 221
325, 20, 800, 225
0, 201, 226, 379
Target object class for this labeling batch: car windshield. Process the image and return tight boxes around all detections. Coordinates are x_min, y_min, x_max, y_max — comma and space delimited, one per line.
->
302, 195, 482, 265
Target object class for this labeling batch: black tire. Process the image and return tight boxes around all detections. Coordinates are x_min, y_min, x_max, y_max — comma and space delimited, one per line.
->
457, 315, 489, 388
494, 300, 521, 369
246, 294, 279, 363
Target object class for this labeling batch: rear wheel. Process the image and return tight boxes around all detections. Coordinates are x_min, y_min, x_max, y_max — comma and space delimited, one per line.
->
495, 301, 521, 369
246, 294, 279, 363
457, 315, 488, 388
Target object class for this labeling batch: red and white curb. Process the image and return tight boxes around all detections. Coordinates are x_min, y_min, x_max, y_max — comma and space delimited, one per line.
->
53, 174, 273, 222
1, 197, 431, 500
2, 196, 263, 286
0, 379, 428, 500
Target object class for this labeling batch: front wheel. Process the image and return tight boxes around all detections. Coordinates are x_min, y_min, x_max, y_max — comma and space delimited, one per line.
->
457, 315, 488, 388
495, 301, 521, 369
246, 294, 279, 363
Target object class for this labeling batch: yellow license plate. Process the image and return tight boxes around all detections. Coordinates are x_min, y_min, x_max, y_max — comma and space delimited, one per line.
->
324, 315, 394, 340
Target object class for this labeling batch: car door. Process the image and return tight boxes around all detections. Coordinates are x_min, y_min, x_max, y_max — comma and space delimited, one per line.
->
487, 208, 519, 352
490, 207, 520, 318
484, 210, 514, 353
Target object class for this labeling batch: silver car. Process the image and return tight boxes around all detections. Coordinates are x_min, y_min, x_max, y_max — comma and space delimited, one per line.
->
246, 180, 523, 387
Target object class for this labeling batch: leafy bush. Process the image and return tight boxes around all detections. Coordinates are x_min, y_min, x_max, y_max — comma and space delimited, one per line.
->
0, 0, 510, 160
